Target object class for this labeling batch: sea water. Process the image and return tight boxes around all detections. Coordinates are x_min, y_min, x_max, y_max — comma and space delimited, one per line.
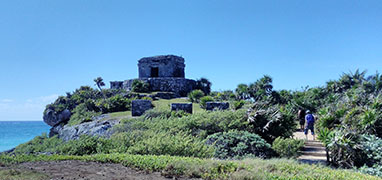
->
0, 121, 50, 152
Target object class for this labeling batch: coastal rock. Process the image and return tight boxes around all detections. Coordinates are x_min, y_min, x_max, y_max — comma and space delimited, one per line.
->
56, 117, 119, 141
49, 124, 63, 137
43, 109, 71, 127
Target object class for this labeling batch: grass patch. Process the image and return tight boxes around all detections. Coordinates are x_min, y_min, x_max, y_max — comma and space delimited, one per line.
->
0, 154, 380, 180
153, 98, 204, 114
109, 111, 132, 118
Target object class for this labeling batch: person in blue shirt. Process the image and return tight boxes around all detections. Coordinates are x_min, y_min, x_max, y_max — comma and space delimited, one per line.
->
304, 110, 315, 140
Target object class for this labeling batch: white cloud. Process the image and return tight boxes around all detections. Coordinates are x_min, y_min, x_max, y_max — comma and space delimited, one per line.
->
39, 94, 59, 103
1, 99, 14, 103
0, 94, 59, 121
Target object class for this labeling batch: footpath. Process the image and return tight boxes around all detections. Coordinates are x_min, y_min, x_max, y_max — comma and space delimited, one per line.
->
293, 131, 327, 165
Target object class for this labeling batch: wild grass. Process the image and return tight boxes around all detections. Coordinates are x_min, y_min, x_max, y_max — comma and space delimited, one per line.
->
108, 110, 132, 118
0, 154, 379, 180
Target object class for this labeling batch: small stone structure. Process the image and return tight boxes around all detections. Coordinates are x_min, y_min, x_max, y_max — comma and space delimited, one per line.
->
206, 102, 230, 111
132, 100, 153, 116
138, 55, 185, 78
171, 103, 193, 114
110, 55, 197, 97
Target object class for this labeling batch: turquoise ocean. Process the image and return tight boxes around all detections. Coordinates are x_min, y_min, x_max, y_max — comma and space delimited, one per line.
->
0, 121, 50, 152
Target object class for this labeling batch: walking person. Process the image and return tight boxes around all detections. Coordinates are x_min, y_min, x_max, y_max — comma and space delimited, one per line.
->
304, 110, 315, 140
297, 109, 306, 132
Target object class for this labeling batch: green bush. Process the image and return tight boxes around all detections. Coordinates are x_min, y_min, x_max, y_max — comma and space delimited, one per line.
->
176, 109, 249, 139
200, 96, 214, 109
13, 134, 63, 154
232, 100, 246, 110
247, 101, 296, 142
57, 135, 113, 155
95, 95, 132, 113
272, 137, 304, 158
68, 103, 101, 126
131, 79, 150, 93
127, 131, 214, 158
188, 90, 204, 103
206, 130, 272, 159
358, 135, 382, 177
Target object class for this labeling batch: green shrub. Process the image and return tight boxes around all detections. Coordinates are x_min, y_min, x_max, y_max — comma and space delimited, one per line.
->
206, 130, 272, 159
131, 79, 150, 93
176, 109, 249, 139
272, 137, 304, 158
127, 131, 214, 158
13, 134, 63, 154
95, 95, 132, 113
68, 103, 101, 126
358, 135, 382, 177
200, 96, 214, 109
57, 135, 113, 155
247, 101, 296, 142
214, 91, 236, 101
232, 100, 246, 110
188, 90, 204, 103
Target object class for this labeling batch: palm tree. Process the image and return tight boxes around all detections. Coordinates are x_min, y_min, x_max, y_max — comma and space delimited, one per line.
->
94, 77, 106, 99
350, 69, 367, 85
248, 75, 273, 101
235, 84, 250, 100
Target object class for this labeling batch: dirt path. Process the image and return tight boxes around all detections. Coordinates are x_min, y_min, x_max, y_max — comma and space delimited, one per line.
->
293, 131, 327, 165
2, 160, 186, 180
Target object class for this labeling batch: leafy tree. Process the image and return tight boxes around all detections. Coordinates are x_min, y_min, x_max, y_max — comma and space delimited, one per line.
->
196, 78, 212, 95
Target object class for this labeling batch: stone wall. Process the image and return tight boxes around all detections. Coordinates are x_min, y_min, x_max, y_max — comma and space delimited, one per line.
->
112, 78, 196, 97
138, 55, 185, 78
206, 102, 230, 111
132, 100, 153, 116
171, 103, 193, 114
110, 81, 123, 89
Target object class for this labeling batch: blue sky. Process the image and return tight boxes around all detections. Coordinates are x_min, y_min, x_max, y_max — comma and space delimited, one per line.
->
0, 0, 381, 120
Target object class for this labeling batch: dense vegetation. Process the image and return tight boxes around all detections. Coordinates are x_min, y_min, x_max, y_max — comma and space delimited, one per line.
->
3, 70, 382, 179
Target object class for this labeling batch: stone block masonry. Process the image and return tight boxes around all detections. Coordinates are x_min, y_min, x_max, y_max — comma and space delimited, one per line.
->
110, 55, 197, 97
206, 102, 230, 111
132, 100, 153, 116
171, 103, 193, 114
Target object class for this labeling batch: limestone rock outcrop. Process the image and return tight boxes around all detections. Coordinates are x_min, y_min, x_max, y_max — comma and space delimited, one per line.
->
43, 109, 71, 127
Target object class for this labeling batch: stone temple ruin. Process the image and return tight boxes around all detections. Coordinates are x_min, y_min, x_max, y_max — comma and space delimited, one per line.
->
110, 55, 196, 97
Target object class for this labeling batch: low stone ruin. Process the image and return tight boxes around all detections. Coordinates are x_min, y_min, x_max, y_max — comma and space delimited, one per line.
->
171, 103, 193, 114
132, 100, 153, 116
206, 102, 230, 111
